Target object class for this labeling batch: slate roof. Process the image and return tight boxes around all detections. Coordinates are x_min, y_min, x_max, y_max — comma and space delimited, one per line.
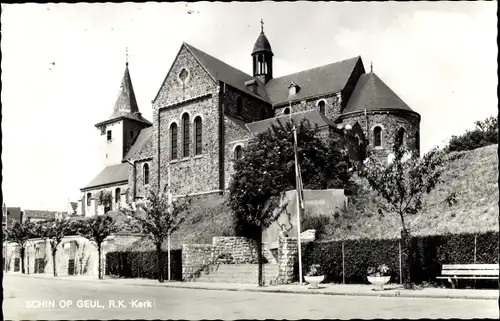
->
69, 202, 78, 212
245, 109, 334, 136
265, 56, 361, 106
83, 163, 129, 189
252, 31, 273, 55
23, 210, 58, 221
184, 43, 270, 102
124, 126, 154, 160
95, 64, 152, 127
342, 72, 415, 114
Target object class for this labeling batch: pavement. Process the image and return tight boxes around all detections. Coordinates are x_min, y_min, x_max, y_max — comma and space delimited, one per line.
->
7, 272, 498, 301
4, 274, 499, 319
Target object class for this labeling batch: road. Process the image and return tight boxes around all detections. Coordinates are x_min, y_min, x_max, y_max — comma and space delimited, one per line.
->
3, 275, 498, 320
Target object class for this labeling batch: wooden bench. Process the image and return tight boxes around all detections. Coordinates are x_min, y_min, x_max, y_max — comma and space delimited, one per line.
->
436, 264, 499, 288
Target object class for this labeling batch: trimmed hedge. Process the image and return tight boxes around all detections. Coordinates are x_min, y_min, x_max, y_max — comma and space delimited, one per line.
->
300, 231, 498, 285
105, 250, 182, 281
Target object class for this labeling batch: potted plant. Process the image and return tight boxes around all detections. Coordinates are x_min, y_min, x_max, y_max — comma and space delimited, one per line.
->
367, 264, 391, 291
304, 264, 324, 289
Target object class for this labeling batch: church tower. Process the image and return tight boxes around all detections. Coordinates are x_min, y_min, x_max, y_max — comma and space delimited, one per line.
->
252, 19, 273, 84
94, 59, 152, 167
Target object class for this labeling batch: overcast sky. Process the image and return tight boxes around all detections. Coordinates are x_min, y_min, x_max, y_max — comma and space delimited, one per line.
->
1, 2, 497, 211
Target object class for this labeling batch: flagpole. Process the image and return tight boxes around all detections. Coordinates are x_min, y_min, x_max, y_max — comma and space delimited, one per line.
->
167, 166, 171, 281
293, 125, 303, 286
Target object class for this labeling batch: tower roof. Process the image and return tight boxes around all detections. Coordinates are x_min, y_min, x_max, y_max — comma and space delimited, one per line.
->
343, 72, 416, 114
252, 32, 273, 55
110, 64, 140, 119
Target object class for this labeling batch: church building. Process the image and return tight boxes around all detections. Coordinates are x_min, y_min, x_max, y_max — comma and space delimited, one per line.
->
80, 23, 420, 216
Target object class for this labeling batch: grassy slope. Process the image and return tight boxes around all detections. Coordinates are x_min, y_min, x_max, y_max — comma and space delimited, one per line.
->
326, 144, 499, 240
123, 196, 235, 251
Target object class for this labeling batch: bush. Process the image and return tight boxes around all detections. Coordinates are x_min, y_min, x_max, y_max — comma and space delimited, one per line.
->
301, 214, 333, 241
445, 116, 497, 153
105, 250, 182, 281
301, 231, 498, 285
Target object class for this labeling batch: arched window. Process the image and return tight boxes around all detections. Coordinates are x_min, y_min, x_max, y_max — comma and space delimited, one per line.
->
170, 123, 178, 160
115, 188, 121, 203
374, 126, 382, 147
86, 193, 91, 207
143, 163, 150, 185
396, 128, 405, 148
318, 100, 326, 114
234, 145, 243, 160
182, 113, 190, 158
260, 107, 266, 120
194, 116, 202, 156
257, 54, 266, 74
283, 107, 291, 115
236, 97, 242, 116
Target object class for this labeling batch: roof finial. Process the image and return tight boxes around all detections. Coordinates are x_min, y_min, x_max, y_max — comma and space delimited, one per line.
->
370, 61, 373, 73
126, 47, 129, 67
260, 18, 264, 33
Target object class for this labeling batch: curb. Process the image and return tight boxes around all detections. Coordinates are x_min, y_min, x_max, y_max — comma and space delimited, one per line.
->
7, 274, 497, 301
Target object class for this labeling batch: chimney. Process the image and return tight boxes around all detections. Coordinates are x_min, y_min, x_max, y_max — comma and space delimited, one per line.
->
245, 79, 258, 93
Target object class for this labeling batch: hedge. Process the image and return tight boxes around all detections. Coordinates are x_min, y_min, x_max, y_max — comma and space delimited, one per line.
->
105, 250, 182, 281
299, 231, 498, 285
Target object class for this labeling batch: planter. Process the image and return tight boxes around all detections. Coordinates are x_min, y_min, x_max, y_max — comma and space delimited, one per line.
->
367, 275, 391, 291
304, 275, 325, 289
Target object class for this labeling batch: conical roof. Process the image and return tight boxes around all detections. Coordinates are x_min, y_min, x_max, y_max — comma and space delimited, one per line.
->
343, 72, 415, 114
252, 31, 273, 55
109, 64, 139, 119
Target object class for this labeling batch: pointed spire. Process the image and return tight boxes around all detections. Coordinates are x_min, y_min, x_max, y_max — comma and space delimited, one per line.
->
370, 61, 373, 73
109, 62, 139, 119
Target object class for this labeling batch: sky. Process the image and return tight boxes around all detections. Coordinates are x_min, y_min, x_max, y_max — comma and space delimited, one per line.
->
1, 2, 497, 211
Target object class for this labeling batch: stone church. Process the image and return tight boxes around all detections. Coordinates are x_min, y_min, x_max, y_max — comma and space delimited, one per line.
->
80, 24, 420, 216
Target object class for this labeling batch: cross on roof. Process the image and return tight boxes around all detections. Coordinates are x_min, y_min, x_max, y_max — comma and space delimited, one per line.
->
126, 47, 129, 66
260, 19, 264, 32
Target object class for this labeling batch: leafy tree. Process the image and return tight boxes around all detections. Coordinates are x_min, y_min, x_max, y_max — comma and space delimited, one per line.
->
35, 218, 73, 276
5, 218, 36, 274
120, 189, 191, 283
228, 119, 357, 286
445, 116, 498, 153
76, 215, 117, 279
359, 143, 446, 289
97, 191, 113, 214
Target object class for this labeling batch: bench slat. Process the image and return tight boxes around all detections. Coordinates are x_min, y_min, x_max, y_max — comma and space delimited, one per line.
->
436, 276, 498, 280
442, 264, 499, 270
441, 270, 499, 276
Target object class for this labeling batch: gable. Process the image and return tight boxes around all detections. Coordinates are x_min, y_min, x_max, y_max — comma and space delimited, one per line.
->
153, 45, 217, 107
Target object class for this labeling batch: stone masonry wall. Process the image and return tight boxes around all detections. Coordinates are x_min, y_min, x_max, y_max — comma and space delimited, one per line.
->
83, 183, 129, 217
152, 45, 221, 196
276, 236, 298, 284
341, 110, 420, 163
182, 236, 277, 282
224, 85, 273, 123
274, 91, 342, 121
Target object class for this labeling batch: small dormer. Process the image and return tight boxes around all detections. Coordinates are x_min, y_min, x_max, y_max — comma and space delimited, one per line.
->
288, 82, 300, 96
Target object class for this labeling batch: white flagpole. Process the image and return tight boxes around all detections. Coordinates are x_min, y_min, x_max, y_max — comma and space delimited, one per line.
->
293, 125, 303, 286
167, 166, 172, 281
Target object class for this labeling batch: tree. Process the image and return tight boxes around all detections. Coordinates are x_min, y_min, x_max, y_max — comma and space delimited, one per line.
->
228, 119, 356, 286
120, 189, 191, 283
35, 218, 73, 276
445, 116, 498, 153
97, 191, 113, 214
359, 143, 446, 289
76, 215, 117, 279
5, 218, 36, 274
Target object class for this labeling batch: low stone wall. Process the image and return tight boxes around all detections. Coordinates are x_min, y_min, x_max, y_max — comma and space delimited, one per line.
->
182, 244, 215, 281
193, 263, 280, 284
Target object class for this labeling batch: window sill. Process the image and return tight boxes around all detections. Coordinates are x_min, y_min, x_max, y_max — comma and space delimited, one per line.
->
171, 157, 190, 164
374, 146, 384, 150
194, 155, 203, 159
